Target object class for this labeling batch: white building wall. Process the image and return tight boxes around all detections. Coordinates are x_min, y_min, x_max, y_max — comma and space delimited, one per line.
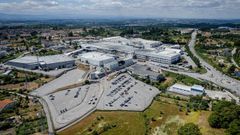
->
135, 52, 180, 64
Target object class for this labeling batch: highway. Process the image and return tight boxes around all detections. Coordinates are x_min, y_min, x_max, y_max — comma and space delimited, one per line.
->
189, 31, 240, 96
147, 31, 240, 96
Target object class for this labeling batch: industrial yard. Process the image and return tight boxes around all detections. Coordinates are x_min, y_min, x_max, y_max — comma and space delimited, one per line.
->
98, 74, 159, 111
1, 17, 240, 135
38, 73, 160, 130
2, 32, 239, 134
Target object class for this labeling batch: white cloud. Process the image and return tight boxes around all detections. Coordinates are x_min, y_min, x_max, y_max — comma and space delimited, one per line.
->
0, 0, 240, 19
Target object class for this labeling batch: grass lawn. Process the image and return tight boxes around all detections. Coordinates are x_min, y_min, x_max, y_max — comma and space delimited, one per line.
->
192, 67, 208, 74
183, 111, 225, 135
58, 96, 224, 135
58, 111, 146, 135
164, 71, 203, 86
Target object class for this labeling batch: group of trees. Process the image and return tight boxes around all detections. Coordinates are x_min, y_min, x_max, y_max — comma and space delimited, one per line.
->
80, 27, 114, 37
120, 28, 137, 37
185, 44, 201, 68
36, 49, 62, 56
178, 123, 201, 135
212, 34, 240, 44
141, 28, 181, 44
16, 117, 48, 135
118, 26, 190, 44
234, 40, 240, 47
0, 51, 21, 63
188, 96, 209, 111
233, 48, 240, 67
208, 101, 240, 135
0, 70, 43, 85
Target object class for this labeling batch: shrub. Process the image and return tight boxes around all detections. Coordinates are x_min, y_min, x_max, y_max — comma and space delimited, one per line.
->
178, 123, 202, 135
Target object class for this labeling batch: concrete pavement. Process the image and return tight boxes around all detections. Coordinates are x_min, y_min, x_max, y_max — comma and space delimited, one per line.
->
30, 69, 86, 97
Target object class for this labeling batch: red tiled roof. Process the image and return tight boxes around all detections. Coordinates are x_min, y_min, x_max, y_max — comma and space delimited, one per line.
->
0, 99, 14, 109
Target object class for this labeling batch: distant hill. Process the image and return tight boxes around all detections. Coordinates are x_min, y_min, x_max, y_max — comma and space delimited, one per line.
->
0, 13, 239, 25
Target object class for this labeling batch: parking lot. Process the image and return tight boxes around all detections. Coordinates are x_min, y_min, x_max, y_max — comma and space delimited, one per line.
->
98, 73, 160, 111
47, 85, 90, 115
31, 69, 86, 96
43, 83, 103, 130
41, 73, 160, 130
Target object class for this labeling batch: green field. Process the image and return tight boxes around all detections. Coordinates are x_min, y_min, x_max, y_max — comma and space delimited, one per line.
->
58, 96, 224, 135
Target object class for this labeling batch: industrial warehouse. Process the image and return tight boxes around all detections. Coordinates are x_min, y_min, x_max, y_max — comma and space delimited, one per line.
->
2, 30, 238, 135
3, 36, 190, 132
168, 83, 205, 96
6, 36, 183, 72
79, 52, 134, 72
79, 36, 182, 65
6, 54, 75, 70
81, 36, 163, 54
79, 52, 117, 67
135, 49, 181, 64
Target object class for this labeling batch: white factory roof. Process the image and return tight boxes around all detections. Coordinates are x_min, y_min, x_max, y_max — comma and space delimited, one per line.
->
171, 83, 191, 91
136, 49, 180, 58
165, 48, 183, 54
79, 52, 114, 61
103, 36, 129, 42
81, 36, 162, 53
8, 54, 74, 64
169, 83, 204, 96
192, 85, 204, 91
81, 42, 137, 53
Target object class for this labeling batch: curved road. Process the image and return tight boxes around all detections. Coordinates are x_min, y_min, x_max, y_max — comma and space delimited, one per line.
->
148, 31, 240, 97
189, 31, 240, 96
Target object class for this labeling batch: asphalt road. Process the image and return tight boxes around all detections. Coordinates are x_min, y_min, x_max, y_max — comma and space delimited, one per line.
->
39, 98, 55, 135
146, 31, 240, 97
189, 31, 240, 95
231, 47, 239, 68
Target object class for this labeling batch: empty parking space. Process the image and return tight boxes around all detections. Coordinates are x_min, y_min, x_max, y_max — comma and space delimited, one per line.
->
31, 69, 86, 96
47, 86, 89, 115
43, 83, 103, 130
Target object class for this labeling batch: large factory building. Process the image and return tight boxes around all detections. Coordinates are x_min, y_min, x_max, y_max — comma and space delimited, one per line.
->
6, 54, 75, 70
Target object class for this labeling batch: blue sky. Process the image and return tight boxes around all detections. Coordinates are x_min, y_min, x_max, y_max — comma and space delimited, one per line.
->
0, 0, 240, 19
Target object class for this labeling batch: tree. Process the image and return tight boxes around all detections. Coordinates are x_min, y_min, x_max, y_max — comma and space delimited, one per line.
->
68, 31, 74, 37
178, 123, 202, 135
92, 130, 99, 135
227, 65, 236, 75
209, 101, 240, 129
85, 80, 90, 85
234, 40, 240, 47
189, 96, 209, 111
226, 120, 240, 135
74, 45, 78, 50
30, 31, 38, 36
208, 112, 221, 128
